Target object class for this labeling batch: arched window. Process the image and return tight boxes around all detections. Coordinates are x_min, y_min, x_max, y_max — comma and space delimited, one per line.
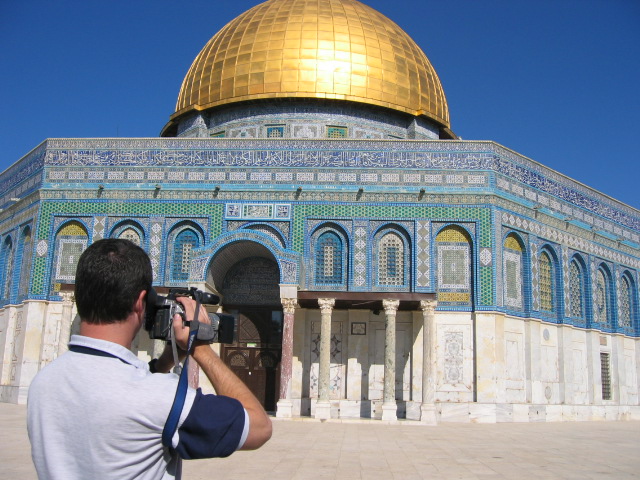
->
436, 226, 472, 305
171, 229, 199, 282
569, 260, 584, 319
378, 232, 404, 286
618, 274, 633, 329
539, 251, 554, 312
594, 267, 611, 327
503, 234, 524, 310
0, 236, 14, 299
119, 227, 141, 246
54, 222, 88, 284
18, 227, 32, 297
315, 231, 343, 285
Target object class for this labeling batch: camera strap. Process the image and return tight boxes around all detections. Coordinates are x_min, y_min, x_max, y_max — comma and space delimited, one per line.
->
161, 298, 202, 449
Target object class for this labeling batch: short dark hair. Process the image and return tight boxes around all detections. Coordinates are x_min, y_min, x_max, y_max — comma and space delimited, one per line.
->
75, 239, 152, 324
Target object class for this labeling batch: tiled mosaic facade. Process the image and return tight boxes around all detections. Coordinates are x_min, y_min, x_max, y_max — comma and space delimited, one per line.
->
0, 136, 637, 337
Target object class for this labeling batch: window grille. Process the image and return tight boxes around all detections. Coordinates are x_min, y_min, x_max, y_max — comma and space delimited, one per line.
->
315, 232, 342, 284
600, 352, 611, 400
327, 126, 347, 138
594, 269, 609, 325
266, 126, 284, 138
619, 276, 632, 328
378, 233, 404, 286
119, 227, 141, 246
436, 226, 471, 304
0, 238, 13, 299
539, 252, 554, 312
503, 235, 523, 309
569, 261, 583, 318
54, 222, 88, 282
18, 229, 32, 296
172, 230, 198, 281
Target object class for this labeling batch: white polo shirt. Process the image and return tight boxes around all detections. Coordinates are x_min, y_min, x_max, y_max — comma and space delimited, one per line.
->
27, 335, 248, 480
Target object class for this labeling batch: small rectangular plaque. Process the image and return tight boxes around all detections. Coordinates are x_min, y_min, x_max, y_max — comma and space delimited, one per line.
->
351, 322, 366, 335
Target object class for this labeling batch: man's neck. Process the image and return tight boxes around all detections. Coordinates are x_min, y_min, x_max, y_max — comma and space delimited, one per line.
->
79, 316, 139, 350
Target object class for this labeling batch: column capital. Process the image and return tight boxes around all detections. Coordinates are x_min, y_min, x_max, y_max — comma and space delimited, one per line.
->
419, 299, 437, 314
382, 299, 399, 315
281, 298, 298, 314
318, 298, 335, 313
59, 291, 75, 304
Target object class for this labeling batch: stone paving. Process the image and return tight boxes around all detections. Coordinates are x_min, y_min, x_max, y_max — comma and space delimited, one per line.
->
3, 403, 639, 479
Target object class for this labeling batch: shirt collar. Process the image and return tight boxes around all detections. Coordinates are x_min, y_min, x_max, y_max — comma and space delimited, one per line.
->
69, 335, 147, 369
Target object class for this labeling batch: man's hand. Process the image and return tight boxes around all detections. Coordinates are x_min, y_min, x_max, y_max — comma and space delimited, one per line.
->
172, 296, 210, 351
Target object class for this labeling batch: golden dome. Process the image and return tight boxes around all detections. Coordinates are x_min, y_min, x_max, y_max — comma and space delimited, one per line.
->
172, 0, 450, 130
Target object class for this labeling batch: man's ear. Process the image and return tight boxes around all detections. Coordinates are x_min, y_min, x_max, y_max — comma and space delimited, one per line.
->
134, 290, 147, 320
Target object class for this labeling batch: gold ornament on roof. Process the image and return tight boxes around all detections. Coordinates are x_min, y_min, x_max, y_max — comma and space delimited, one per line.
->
173, 0, 450, 130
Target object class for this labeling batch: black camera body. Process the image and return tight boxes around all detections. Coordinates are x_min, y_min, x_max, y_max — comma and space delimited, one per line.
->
144, 287, 235, 344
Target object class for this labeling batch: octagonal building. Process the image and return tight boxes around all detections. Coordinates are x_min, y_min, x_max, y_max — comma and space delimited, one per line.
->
1, 0, 639, 422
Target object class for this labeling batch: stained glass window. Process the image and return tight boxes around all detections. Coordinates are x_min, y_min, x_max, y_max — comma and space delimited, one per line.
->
594, 269, 609, 326
539, 251, 554, 312
18, 227, 32, 297
315, 232, 343, 285
503, 235, 523, 309
569, 261, 583, 319
378, 232, 404, 286
619, 276, 632, 328
172, 229, 198, 282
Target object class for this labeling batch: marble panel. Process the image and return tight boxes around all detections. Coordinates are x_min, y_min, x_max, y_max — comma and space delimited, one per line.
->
438, 402, 470, 423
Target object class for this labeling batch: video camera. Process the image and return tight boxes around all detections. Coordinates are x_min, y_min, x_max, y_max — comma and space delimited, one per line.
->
144, 287, 235, 344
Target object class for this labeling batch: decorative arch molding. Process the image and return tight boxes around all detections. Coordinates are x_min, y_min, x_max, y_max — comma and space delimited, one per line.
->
242, 222, 287, 248
109, 220, 147, 246
53, 217, 92, 238
192, 230, 300, 290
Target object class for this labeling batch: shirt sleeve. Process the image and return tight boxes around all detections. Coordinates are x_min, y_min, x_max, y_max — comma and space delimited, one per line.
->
175, 388, 246, 459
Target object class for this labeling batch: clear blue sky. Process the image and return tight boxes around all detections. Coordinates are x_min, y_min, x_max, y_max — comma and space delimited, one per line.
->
1, 0, 639, 208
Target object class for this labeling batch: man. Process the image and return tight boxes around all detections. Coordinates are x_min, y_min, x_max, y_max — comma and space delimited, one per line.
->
27, 238, 272, 479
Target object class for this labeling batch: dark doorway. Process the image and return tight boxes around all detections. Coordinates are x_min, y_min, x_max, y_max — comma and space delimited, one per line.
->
221, 308, 282, 411
219, 256, 282, 412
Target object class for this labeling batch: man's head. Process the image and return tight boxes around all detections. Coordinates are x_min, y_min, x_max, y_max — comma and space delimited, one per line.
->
75, 238, 152, 324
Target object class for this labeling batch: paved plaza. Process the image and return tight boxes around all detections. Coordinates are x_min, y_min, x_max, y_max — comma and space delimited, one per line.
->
2, 403, 638, 479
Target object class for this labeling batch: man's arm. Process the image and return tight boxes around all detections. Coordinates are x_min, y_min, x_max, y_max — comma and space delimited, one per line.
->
191, 344, 272, 449
173, 297, 272, 450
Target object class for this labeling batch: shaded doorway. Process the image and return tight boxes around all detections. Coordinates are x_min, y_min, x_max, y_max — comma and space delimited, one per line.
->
219, 256, 282, 412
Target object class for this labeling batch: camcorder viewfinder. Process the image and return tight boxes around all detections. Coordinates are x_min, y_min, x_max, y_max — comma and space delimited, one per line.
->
144, 287, 235, 344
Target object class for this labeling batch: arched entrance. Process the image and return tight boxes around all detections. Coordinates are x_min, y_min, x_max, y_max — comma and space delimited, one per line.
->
208, 242, 283, 412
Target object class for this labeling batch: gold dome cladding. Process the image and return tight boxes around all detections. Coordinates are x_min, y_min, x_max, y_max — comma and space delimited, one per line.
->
174, 0, 450, 128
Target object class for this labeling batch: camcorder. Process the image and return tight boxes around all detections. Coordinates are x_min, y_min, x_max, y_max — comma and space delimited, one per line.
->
144, 287, 235, 344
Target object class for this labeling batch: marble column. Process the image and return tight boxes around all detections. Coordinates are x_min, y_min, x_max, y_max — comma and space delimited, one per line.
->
277, 298, 298, 418
420, 299, 438, 424
57, 291, 75, 356
382, 299, 399, 421
315, 298, 335, 420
